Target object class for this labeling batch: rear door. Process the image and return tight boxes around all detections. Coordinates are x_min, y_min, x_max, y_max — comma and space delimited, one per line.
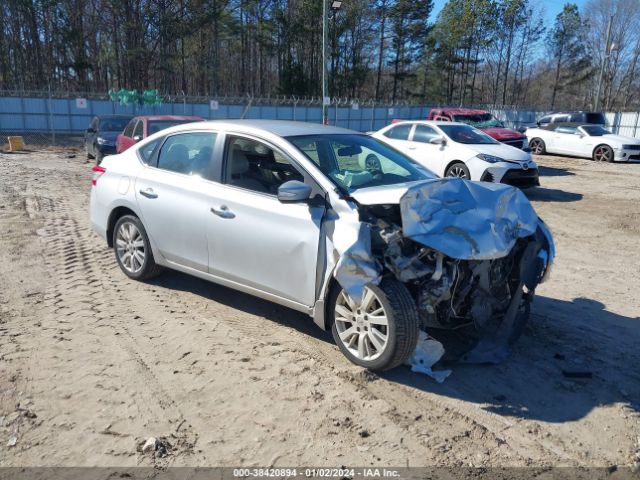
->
404, 124, 445, 175
205, 134, 325, 307
134, 131, 218, 271
380, 124, 414, 152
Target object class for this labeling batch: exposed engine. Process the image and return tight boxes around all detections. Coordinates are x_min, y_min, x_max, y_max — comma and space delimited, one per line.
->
362, 203, 547, 363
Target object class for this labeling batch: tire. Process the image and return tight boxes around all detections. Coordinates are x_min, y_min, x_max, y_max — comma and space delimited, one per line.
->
95, 151, 104, 165
445, 162, 471, 179
86, 144, 94, 159
330, 278, 419, 371
593, 144, 614, 162
529, 138, 546, 155
112, 215, 163, 281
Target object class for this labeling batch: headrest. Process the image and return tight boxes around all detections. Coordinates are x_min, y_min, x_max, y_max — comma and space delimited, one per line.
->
230, 148, 249, 175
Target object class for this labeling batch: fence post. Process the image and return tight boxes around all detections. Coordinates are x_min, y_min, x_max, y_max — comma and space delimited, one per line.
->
633, 112, 639, 139
48, 85, 55, 146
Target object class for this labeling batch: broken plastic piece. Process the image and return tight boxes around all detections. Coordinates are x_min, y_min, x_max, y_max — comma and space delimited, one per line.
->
406, 331, 452, 383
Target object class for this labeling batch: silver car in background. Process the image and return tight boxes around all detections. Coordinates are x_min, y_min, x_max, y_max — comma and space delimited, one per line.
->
90, 120, 554, 371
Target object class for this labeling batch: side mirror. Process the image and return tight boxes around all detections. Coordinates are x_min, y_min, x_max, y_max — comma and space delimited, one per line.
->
133, 135, 142, 142
429, 137, 446, 145
277, 180, 312, 203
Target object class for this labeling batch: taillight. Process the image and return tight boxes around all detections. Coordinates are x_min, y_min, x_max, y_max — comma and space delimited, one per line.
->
91, 165, 106, 186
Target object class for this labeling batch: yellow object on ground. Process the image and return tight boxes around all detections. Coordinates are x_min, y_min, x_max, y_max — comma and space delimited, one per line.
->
8, 136, 25, 151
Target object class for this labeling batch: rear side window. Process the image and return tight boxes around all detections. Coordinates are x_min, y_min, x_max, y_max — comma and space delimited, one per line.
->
412, 125, 439, 143
139, 138, 161, 164
123, 120, 136, 138
554, 115, 570, 123
383, 124, 412, 140
157, 132, 216, 177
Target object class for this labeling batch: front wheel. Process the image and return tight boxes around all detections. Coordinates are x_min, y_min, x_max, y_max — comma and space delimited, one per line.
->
529, 138, 546, 155
593, 145, 614, 162
95, 151, 104, 165
330, 278, 419, 371
445, 162, 471, 179
113, 215, 163, 281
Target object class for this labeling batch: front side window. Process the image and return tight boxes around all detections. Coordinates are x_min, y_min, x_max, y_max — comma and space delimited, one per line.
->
288, 134, 433, 192
123, 119, 136, 138
139, 138, 161, 164
438, 125, 498, 145
156, 132, 216, 177
412, 125, 439, 143
225, 137, 304, 194
133, 120, 144, 138
383, 124, 412, 140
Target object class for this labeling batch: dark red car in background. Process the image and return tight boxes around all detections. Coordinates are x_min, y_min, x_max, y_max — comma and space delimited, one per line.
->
427, 108, 528, 150
116, 115, 205, 153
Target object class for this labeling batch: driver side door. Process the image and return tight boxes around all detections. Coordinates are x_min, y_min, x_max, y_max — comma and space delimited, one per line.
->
206, 134, 325, 307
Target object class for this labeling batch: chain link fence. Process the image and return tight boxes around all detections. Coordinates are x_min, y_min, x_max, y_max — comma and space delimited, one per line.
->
2, 90, 640, 150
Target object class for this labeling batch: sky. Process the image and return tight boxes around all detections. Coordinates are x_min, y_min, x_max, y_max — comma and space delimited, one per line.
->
429, 0, 589, 27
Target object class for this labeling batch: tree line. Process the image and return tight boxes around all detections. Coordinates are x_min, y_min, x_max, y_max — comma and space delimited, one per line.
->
1, 0, 640, 110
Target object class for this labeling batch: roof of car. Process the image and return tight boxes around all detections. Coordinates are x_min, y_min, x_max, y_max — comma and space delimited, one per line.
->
432, 108, 488, 115
135, 115, 204, 121
539, 122, 601, 130
387, 119, 467, 128
96, 114, 132, 119
161, 119, 357, 136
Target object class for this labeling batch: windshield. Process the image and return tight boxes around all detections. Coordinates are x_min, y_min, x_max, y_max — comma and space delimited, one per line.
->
438, 124, 499, 145
452, 113, 503, 128
148, 119, 201, 135
99, 117, 130, 132
287, 134, 434, 192
581, 125, 611, 136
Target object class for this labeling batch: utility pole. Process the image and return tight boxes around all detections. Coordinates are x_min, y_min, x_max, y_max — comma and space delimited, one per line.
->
594, 15, 613, 112
322, 0, 329, 125
322, 1, 342, 125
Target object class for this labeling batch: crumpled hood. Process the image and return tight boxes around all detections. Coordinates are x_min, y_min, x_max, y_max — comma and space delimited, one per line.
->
481, 126, 526, 141
399, 178, 538, 259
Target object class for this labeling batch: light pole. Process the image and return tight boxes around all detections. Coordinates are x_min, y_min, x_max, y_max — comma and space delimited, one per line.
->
594, 15, 614, 112
322, 0, 342, 125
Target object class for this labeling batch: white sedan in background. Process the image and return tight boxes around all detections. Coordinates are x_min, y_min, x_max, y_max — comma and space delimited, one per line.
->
526, 123, 640, 162
373, 121, 539, 188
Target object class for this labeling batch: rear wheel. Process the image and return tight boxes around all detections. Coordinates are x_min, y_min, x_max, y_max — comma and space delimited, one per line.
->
445, 162, 471, 179
113, 215, 163, 281
529, 138, 546, 155
593, 145, 614, 162
330, 278, 419, 371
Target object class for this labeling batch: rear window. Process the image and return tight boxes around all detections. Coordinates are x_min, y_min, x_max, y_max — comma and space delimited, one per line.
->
586, 113, 606, 125
99, 117, 130, 132
148, 120, 201, 135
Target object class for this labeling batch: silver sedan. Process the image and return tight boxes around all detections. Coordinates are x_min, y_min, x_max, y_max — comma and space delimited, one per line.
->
90, 120, 554, 370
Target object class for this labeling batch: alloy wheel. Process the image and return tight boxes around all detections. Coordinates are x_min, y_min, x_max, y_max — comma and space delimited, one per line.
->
334, 287, 389, 361
448, 166, 468, 178
594, 146, 611, 162
530, 140, 542, 154
115, 222, 146, 274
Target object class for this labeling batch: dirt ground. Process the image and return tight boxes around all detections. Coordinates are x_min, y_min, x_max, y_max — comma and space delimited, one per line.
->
1, 148, 639, 468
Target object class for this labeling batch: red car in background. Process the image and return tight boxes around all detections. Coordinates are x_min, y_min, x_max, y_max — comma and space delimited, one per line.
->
116, 115, 205, 153
427, 108, 529, 150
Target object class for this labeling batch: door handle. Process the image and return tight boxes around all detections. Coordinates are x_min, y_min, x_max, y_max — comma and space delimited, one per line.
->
139, 188, 158, 199
211, 205, 235, 219
407, 145, 417, 150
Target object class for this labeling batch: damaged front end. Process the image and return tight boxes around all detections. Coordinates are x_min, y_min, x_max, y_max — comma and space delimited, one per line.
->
335, 178, 554, 365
